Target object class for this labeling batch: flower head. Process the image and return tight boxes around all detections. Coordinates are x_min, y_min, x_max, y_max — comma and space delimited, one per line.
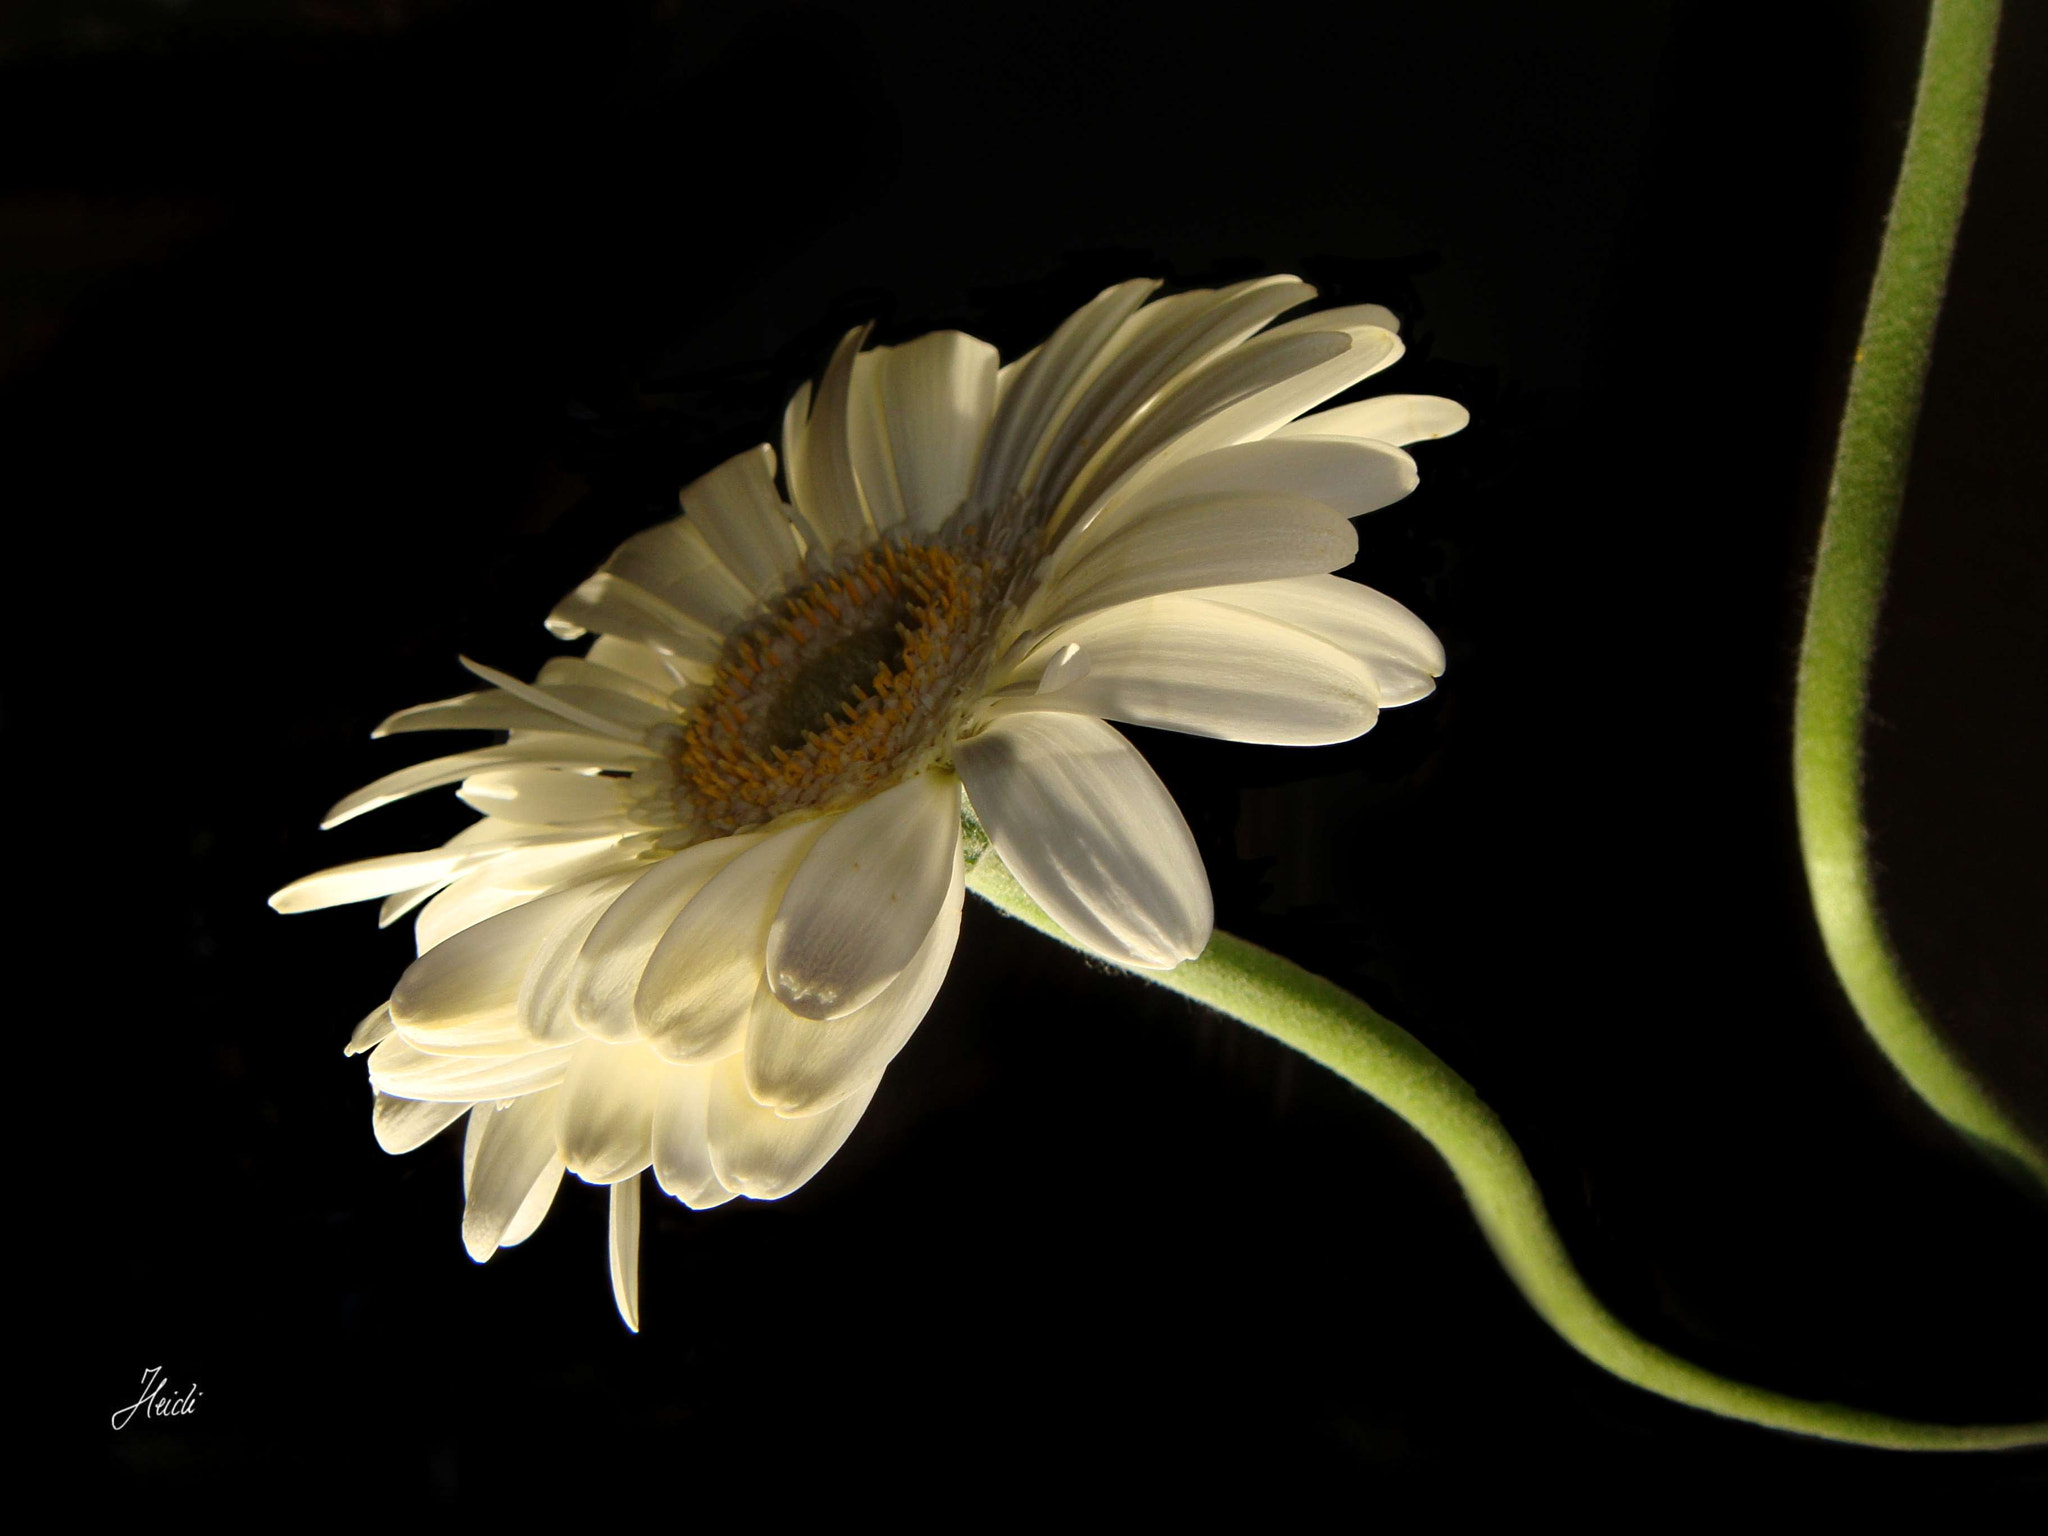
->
272, 276, 1465, 1327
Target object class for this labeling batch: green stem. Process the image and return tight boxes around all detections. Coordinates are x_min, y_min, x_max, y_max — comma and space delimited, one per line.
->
1792, 0, 2044, 1184
966, 853, 2047, 1451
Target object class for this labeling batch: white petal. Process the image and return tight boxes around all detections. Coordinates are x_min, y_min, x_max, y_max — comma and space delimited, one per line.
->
1275, 393, 1469, 447
706, 1054, 878, 1200
953, 712, 1211, 969
1262, 301, 1401, 339
651, 1061, 731, 1208
570, 836, 763, 1042
680, 442, 806, 598
998, 594, 1380, 745
468, 1107, 564, 1245
609, 1176, 642, 1332
544, 572, 725, 668
1111, 435, 1415, 533
500, 1155, 564, 1248
765, 772, 961, 1021
514, 873, 637, 1043
581, 519, 757, 634
1046, 329, 1351, 530
580, 637, 695, 697
375, 817, 545, 929
462, 1114, 489, 1196
997, 343, 1037, 390
1026, 491, 1357, 636
787, 325, 875, 551
463, 1105, 488, 1194
876, 330, 999, 533
847, 349, 909, 533
371, 1094, 468, 1154
464, 1092, 561, 1260
1362, 662, 1449, 706
747, 846, 964, 1116
321, 733, 651, 829
455, 657, 655, 743
526, 683, 675, 734
369, 1036, 575, 1101
1032, 277, 1314, 516
1192, 573, 1445, 700
271, 828, 606, 914
1132, 325, 1406, 473
635, 821, 827, 1060
1049, 436, 1417, 580
1061, 326, 1405, 525
346, 1004, 394, 1056
381, 880, 446, 929
972, 278, 1160, 513
456, 765, 633, 826
777, 379, 821, 545
555, 1040, 661, 1183
373, 690, 572, 738
392, 880, 623, 1047
410, 832, 643, 955
1036, 642, 1090, 694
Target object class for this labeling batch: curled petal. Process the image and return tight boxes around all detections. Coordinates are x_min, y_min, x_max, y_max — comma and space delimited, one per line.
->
652, 1061, 733, 1209
371, 1094, 467, 1155
391, 880, 624, 1048
635, 822, 826, 1060
748, 845, 966, 1116
766, 772, 962, 1021
954, 712, 1210, 970
556, 1041, 660, 1184
464, 1093, 561, 1261
706, 1054, 878, 1200
571, 836, 763, 1042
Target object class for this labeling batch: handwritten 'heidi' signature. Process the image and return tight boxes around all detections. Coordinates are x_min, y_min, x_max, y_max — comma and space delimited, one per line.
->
111, 1367, 202, 1429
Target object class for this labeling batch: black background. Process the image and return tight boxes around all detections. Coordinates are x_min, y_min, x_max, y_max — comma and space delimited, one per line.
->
15, 0, 2043, 1508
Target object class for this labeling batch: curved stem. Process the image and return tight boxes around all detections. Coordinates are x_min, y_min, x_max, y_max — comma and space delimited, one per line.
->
1792, 0, 2044, 1184
966, 853, 2047, 1451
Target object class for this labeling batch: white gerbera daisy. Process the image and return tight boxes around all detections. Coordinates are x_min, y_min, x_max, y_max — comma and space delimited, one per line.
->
271, 275, 1465, 1329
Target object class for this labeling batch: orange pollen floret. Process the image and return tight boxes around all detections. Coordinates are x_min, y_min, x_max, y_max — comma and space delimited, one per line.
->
669, 541, 995, 837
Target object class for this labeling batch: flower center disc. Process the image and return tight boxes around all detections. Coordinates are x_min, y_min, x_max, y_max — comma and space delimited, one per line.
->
672, 542, 989, 836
